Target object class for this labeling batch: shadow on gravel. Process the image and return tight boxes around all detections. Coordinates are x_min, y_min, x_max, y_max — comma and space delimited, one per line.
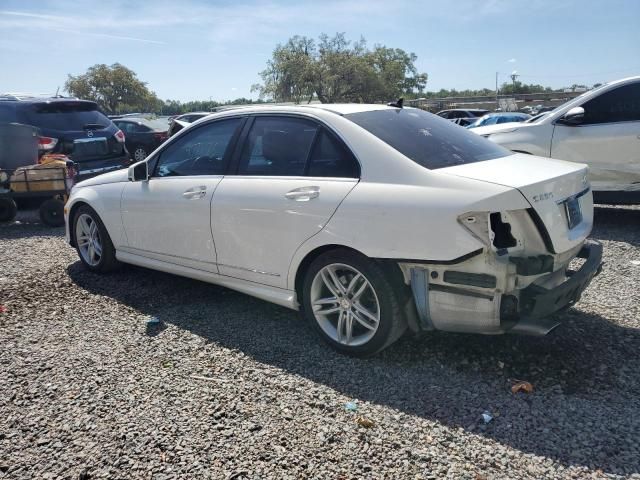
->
0, 209, 64, 239
67, 259, 640, 476
592, 205, 640, 246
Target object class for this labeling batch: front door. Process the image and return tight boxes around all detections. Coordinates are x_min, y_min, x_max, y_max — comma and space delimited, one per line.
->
121, 117, 244, 272
551, 81, 640, 191
211, 115, 360, 288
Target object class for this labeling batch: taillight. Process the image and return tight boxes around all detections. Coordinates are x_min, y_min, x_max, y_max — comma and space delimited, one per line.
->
114, 129, 126, 143
38, 136, 58, 151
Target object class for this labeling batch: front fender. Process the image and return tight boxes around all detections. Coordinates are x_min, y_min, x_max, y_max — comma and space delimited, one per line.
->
65, 183, 128, 248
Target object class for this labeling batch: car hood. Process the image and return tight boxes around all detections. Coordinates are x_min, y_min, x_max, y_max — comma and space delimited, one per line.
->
439, 154, 592, 253
470, 122, 525, 136
74, 168, 129, 188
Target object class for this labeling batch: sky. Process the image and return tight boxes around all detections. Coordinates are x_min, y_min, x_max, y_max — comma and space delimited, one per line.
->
0, 0, 639, 102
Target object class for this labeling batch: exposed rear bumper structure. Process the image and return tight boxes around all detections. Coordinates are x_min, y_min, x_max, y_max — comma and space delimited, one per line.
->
406, 240, 603, 336
509, 240, 603, 335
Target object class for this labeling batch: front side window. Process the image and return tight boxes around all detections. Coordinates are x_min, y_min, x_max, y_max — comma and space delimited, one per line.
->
237, 116, 318, 176
581, 82, 640, 124
154, 118, 241, 177
346, 108, 512, 170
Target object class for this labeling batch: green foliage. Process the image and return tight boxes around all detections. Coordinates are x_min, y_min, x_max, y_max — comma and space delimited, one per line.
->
499, 81, 553, 95
253, 33, 428, 103
65, 63, 159, 114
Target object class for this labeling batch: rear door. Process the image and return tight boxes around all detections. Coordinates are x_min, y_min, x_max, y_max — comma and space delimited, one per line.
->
121, 117, 244, 272
551, 82, 640, 191
211, 115, 360, 288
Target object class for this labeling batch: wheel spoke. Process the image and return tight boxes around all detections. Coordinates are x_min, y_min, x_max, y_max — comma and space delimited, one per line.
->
344, 311, 353, 344
80, 216, 91, 236
326, 266, 346, 295
93, 240, 102, 257
352, 302, 379, 325
336, 311, 345, 343
346, 273, 362, 294
320, 270, 341, 298
352, 309, 377, 331
351, 279, 369, 301
313, 297, 340, 315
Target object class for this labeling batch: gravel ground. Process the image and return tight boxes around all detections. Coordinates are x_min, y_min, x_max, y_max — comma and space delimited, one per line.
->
1, 206, 639, 479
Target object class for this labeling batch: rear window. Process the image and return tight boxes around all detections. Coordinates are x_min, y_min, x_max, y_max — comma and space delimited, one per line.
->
19, 102, 111, 131
346, 108, 512, 169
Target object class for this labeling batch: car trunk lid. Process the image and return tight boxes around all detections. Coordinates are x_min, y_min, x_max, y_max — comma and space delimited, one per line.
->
439, 154, 593, 253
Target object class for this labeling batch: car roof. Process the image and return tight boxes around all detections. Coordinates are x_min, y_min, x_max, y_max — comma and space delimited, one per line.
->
115, 117, 167, 131
0, 96, 97, 107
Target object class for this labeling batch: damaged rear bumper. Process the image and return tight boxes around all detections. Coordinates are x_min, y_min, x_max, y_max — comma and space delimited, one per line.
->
405, 240, 603, 336
510, 240, 603, 334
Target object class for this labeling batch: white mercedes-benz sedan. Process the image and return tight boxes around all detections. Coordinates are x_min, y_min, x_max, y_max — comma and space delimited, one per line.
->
65, 103, 603, 356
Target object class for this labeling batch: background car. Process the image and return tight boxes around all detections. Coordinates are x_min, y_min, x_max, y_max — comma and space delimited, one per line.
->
0, 95, 130, 179
467, 112, 531, 128
66, 104, 600, 356
435, 108, 489, 126
470, 76, 640, 204
112, 117, 169, 162
167, 112, 211, 137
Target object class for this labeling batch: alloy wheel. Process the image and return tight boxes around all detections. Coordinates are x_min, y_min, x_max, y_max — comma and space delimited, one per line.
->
75, 213, 103, 267
134, 147, 147, 162
310, 263, 380, 346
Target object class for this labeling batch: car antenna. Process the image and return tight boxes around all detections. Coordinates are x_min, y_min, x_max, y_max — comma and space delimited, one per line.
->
387, 97, 404, 108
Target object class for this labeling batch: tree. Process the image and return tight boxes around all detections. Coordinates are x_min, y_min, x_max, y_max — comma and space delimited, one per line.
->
253, 33, 427, 103
65, 63, 159, 114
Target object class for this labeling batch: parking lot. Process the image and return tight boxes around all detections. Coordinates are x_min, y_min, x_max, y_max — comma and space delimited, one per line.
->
1, 206, 639, 479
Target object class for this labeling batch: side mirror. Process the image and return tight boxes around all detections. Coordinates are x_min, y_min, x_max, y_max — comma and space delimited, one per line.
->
128, 162, 148, 182
559, 106, 585, 125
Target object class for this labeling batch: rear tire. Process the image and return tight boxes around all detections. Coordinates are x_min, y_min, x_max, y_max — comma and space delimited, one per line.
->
301, 249, 407, 357
0, 197, 17, 222
133, 146, 148, 162
73, 205, 120, 272
39, 199, 65, 227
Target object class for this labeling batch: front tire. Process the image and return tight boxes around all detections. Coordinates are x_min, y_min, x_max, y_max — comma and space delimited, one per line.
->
73, 206, 120, 272
0, 197, 17, 222
302, 249, 407, 357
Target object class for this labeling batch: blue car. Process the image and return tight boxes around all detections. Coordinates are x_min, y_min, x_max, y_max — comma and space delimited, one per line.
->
466, 112, 531, 129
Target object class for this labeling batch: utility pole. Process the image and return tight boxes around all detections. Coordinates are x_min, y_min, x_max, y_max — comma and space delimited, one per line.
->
495, 72, 499, 109
510, 71, 520, 90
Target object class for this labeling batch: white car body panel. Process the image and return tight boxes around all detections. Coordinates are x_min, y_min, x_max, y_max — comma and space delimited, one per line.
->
471, 76, 640, 194
65, 103, 602, 338
211, 176, 357, 288
551, 121, 640, 191
120, 176, 223, 273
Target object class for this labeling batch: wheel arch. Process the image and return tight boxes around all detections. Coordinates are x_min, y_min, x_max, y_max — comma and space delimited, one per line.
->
67, 200, 91, 247
291, 244, 407, 305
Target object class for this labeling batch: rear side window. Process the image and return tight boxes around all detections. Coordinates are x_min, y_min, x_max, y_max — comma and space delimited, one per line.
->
237, 117, 317, 176
346, 108, 512, 170
307, 130, 359, 178
19, 102, 111, 131
581, 82, 640, 124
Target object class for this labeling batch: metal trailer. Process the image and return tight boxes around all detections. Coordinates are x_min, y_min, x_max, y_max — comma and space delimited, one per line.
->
0, 162, 77, 226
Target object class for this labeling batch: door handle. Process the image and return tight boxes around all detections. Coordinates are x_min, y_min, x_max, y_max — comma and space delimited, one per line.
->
285, 186, 320, 201
183, 186, 207, 199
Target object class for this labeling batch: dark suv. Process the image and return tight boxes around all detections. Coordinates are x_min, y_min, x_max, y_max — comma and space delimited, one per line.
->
0, 97, 131, 179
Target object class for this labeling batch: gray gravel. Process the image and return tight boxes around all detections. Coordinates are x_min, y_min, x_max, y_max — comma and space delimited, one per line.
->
1, 206, 639, 479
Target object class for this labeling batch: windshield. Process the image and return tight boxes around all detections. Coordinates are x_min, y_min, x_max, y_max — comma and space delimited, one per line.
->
346, 108, 512, 169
